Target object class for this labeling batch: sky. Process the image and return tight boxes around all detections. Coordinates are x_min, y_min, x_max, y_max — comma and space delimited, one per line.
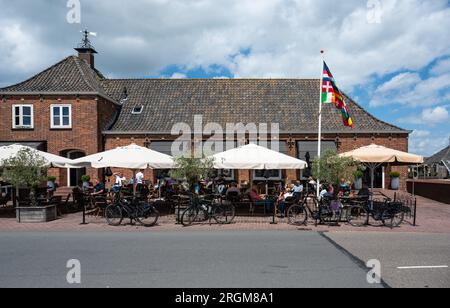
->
0, 0, 449, 157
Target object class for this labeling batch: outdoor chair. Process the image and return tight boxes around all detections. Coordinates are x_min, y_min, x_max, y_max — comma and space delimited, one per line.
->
86, 194, 108, 218
0, 192, 11, 207
72, 187, 85, 212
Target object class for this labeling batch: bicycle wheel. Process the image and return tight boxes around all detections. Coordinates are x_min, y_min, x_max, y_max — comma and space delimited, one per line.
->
214, 204, 236, 225
136, 204, 160, 227
382, 210, 404, 228
287, 205, 308, 226
105, 204, 123, 226
181, 207, 198, 227
348, 206, 369, 227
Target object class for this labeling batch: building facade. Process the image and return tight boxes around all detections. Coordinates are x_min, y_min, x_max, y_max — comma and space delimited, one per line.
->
0, 43, 411, 190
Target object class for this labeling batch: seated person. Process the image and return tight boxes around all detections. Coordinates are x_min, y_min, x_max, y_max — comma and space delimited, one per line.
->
246, 186, 274, 211
278, 185, 294, 217
339, 178, 351, 196
292, 181, 304, 200
226, 182, 241, 200
92, 179, 106, 196
320, 184, 334, 200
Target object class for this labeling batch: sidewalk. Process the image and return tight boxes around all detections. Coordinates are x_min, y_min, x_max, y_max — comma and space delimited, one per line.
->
0, 190, 449, 233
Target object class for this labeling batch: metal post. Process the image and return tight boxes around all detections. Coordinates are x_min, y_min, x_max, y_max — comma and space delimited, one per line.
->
270, 194, 277, 225
413, 198, 417, 227
80, 200, 88, 225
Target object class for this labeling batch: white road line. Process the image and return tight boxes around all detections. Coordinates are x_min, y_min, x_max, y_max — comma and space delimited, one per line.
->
397, 265, 448, 270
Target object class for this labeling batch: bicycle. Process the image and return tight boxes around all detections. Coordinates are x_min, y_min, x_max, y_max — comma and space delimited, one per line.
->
181, 194, 236, 227
287, 193, 346, 226
105, 191, 160, 227
348, 199, 405, 228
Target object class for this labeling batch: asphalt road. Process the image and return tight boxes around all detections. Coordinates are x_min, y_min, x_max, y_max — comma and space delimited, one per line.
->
325, 232, 450, 288
0, 231, 381, 288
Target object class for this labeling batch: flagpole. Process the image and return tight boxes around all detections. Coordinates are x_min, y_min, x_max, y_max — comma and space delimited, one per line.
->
317, 50, 325, 198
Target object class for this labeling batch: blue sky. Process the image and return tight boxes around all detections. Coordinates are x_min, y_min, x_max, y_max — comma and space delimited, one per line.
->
0, 0, 449, 156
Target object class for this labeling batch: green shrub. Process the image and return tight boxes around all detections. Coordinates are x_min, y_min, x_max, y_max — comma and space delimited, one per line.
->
47, 176, 57, 182
390, 171, 401, 178
354, 170, 364, 179
81, 175, 91, 183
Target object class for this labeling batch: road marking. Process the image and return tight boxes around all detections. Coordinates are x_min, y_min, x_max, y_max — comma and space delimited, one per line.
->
397, 265, 448, 270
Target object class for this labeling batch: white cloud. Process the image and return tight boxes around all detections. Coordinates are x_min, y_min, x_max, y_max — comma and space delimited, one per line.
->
1, 0, 450, 91
409, 132, 449, 157
399, 106, 449, 126
370, 71, 450, 107
430, 58, 450, 76
422, 106, 449, 123
170, 72, 187, 79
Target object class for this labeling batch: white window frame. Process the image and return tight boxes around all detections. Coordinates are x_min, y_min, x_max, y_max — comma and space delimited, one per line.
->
253, 170, 282, 181
50, 104, 72, 129
12, 104, 34, 129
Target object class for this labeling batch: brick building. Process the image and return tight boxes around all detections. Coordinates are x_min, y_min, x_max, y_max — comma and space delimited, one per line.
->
0, 42, 411, 190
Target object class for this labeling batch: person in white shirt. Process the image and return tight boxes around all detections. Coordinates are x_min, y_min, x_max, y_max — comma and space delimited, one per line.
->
114, 172, 126, 186
135, 171, 144, 185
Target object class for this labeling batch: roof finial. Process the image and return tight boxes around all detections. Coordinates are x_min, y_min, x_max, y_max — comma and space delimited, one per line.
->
78, 29, 97, 49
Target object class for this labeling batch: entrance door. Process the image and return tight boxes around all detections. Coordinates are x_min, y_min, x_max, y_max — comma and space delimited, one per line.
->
363, 166, 383, 189
67, 151, 86, 187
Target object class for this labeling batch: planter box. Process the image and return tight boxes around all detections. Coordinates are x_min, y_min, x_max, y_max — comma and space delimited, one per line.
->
16, 205, 57, 223
391, 178, 400, 190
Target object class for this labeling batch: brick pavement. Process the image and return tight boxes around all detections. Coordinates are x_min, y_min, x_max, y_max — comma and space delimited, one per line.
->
0, 190, 448, 233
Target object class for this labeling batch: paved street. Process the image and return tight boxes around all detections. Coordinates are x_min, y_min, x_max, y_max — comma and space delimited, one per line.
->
325, 232, 450, 288
0, 231, 381, 288
1, 231, 448, 288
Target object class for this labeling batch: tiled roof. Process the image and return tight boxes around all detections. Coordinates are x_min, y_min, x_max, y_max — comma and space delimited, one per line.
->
0, 55, 409, 135
426, 145, 450, 165
0, 56, 115, 102
101, 79, 409, 134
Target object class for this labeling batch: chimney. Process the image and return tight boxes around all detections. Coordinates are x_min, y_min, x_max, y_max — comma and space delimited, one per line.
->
75, 30, 98, 69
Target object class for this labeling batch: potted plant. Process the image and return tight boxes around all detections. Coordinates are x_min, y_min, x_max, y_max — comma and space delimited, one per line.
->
390, 171, 401, 190
47, 176, 57, 197
312, 150, 362, 197
354, 169, 364, 190
0, 148, 57, 223
170, 156, 214, 193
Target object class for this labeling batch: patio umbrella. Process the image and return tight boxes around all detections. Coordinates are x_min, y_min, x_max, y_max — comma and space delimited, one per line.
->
71, 144, 174, 169
210, 144, 307, 224
71, 144, 175, 196
211, 144, 307, 170
0, 144, 75, 168
0, 144, 77, 208
340, 144, 424, 195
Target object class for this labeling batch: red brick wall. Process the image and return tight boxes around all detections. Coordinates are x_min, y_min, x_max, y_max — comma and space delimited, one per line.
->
338, 134, 410, 191
0, 95, 118, 186
104, 135, 410, 191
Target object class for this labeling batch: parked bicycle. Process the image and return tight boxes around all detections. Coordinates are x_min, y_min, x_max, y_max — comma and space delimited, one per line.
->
287, 193, 346, 226
348, 199, 405, 228
105, 190, 160, 227
181, 194, 236, 226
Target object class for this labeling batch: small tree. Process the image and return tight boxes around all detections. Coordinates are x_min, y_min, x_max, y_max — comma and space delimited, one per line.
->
170, 156, 215, 193
312, 150, 361, 192
0, 148, 48, 207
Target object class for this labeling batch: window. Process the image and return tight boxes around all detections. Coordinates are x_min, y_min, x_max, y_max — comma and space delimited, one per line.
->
132, 105, 144, 114
297, 141, 337, 161
253, 170, 282, 181
51, 105, 72, 129
12, 105, 34, 129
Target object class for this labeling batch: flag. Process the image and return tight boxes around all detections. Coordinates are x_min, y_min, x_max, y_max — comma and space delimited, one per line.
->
321, 61, 354, 128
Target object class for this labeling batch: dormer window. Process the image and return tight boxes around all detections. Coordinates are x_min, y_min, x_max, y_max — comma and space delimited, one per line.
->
132, 105, 144, 114
12, 105, 34, 129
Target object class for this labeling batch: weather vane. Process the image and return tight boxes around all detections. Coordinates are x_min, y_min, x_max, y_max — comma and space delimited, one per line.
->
78, 29, 97, 49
